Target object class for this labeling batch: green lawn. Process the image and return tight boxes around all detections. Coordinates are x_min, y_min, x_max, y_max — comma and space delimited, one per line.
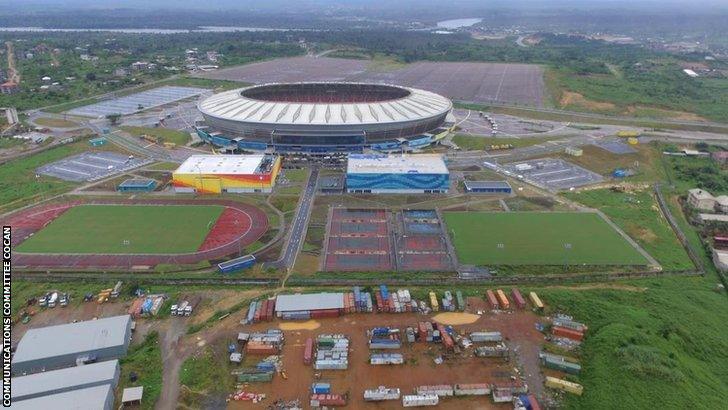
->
120, 126, 190, 145
17, 204, 224, 254
443, 212, 648, 265
0, 141, 88, 213
564, 188, 694, 271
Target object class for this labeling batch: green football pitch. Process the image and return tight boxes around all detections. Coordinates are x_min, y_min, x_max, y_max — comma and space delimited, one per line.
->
17, 204, 224, 254
443, 212, 649, 266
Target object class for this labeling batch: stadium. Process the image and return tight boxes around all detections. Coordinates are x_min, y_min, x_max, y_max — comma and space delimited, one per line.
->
195, 82, 453, 153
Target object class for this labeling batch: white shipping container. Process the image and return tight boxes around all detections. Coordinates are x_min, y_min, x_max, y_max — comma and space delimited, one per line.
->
364, 387, 400, 401
402, 394, 439, 407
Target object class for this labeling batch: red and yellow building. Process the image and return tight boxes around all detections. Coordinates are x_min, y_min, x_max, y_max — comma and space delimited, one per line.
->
172, 154, 281, 194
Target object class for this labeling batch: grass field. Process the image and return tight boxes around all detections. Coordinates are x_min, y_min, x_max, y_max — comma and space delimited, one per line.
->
452, 134, 562, 151
564, 188, 693, 271
17, 204, 224, 254
120, 126, 190, 145
444, 212, 648, 266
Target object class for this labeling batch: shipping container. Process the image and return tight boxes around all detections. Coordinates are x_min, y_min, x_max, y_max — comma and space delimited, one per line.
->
552, 316, 588, 332
416, 385, 454, 397
486, 290, 499, 309
364, 386, 400, 401
470, 332, 503, 343
528, 394, 543, 410
455, 290, 465, 311
545, 376, 583, 396
245, 342, 278, 355
370, 353, 404, 365
310, 394, 347, 407
311, 383, 331, 394
454, 383, 491, 396
496, 289, 510, 309
236, 370, 274, 383
492, 388, 513, 403
303, 337, 313, 365
474, 343, 509, 358
529, 292, 544, 309
511, 288, 526, 309
540, 352, 581, 374
402, 394, 439, 407
552, 326, 584, 342
429, 292, 439, 311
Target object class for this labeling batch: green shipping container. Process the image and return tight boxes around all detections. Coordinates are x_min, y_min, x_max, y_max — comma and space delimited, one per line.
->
542, 356, 581, 375
237, 371, 274, 383
455, 291, 465, 311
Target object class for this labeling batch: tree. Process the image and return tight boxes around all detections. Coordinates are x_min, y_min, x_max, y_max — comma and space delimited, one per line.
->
106, 113, 121, 125
85, 72, 97, 81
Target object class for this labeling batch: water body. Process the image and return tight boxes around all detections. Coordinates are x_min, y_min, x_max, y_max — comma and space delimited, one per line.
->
0, 26, 309, 34
436, 18, 482, 29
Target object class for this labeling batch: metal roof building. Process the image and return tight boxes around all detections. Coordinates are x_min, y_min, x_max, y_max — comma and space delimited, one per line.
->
464, 180, 513, 194
275, 293, 344, 313
12, 360, 120, 402
12, 315, 132, 375
172, 154, 281, 194
10, 384, 115, 410
346, 153, 449, 194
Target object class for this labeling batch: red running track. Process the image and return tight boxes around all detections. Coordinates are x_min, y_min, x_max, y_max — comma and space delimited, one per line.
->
3, 198, 268, 270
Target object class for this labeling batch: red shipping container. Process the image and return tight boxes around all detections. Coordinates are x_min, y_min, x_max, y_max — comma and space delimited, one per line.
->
310, 394, 346, 406
552, 326, 584, 341
375, 292, 383, 312
303, 337, 313, 365
246, 342, 278, 355
486, 290, 499, 309
418, 322, 428, 341
528, 394, 543, 410
311, 309, 340, 319
266, 298, 275, 321
259, 299, 268, 321
511, 288, 526, 309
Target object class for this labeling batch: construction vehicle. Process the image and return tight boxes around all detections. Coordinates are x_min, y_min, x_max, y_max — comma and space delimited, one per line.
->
111, 281, 123, 298
97, 288, 113, 304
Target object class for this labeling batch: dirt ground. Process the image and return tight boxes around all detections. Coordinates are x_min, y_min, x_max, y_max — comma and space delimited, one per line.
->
228, 296, 546, 409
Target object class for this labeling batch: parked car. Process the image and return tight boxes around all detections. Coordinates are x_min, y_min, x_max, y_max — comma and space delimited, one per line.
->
59, 293, 68, 307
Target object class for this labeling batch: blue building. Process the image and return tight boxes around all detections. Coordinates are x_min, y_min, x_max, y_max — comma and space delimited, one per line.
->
463, 180, 512, 194
218, 254, 256, 273
117, 178, 157, 192
346, 153, 449, 194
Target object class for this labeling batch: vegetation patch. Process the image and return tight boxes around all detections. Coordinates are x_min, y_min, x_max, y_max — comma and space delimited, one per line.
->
119, 331, 163, 410
120, 126, 190, 145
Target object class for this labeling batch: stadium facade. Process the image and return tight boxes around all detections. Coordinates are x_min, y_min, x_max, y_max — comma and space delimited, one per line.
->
346, 153, 449, 194
172, 154, 281, 194
196, 82, 453, 153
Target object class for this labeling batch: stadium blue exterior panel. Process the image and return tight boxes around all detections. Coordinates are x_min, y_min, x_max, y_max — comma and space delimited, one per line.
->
346, 172, 449, 193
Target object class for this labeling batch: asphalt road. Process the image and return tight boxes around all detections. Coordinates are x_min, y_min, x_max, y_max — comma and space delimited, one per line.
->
265, 166, 319, 271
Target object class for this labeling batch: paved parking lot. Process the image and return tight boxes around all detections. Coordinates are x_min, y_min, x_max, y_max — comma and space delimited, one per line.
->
593, 140, 637, 154
37, 151, 151, 182
196, 56, 545, 106
67, 86, 207, 117
503, 158, 603, 190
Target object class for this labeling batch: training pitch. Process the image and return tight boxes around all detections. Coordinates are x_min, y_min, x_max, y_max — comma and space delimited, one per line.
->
17, 204, 224, 254
443, 212, 648, 265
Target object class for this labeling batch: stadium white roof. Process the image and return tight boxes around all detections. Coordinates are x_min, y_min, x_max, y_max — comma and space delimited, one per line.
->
12, 360, 119, 401
275, 293, 344, 312
12, 315, 131, 367
198, 83, 452, 126
347, 153, 448, 174
174, 154, 266, 175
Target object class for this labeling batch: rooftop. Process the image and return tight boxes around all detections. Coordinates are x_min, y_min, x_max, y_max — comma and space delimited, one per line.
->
689, 188, 715, 200
12, 360, 119, 401
464, 180, 512, 190
275, 293, 344, 312
12, 315, 131, 368
699, 213, 728, 222
174, 154, 270, 175
347, 153, 448, 174
198, 82, 452, 126
122, 386, 144, 403
11, 384, 112, 410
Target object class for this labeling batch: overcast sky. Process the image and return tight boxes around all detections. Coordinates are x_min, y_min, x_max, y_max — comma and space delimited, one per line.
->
3, 0, 728, 10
